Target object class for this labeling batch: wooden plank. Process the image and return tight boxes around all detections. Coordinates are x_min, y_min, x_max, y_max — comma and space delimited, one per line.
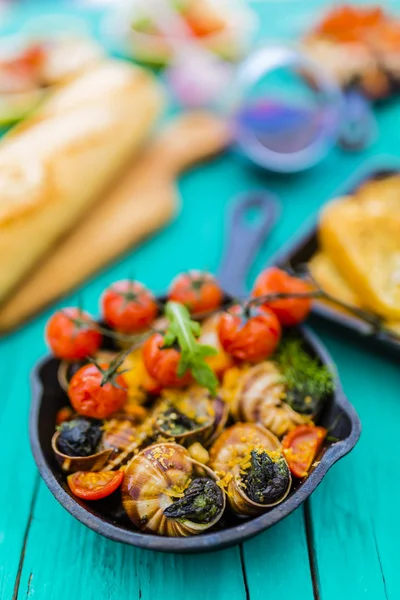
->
17, 483, 247, 600
308, 324, 398, 600
0, 321, 46, 600
241, 508, 315, 599
3, 5, 400, 600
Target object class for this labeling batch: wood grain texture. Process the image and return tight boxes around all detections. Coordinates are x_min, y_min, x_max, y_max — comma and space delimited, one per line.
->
308, 324, 399, 600
241, 509, 315, 599
0, 324, 45, 600
16, 483, 247, 600
2, 2, 400, 600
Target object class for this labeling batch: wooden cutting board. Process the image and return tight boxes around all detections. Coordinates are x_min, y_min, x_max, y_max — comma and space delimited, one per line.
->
0, 112, 230, 332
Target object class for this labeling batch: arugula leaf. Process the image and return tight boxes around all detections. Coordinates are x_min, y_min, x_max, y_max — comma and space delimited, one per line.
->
164, 301, 218, 395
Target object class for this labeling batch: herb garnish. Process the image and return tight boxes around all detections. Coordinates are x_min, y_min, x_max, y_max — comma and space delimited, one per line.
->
163, 478, 223, 524
275, 339, 335, 415
163, 301, 218, 395
244, 450, 291, 505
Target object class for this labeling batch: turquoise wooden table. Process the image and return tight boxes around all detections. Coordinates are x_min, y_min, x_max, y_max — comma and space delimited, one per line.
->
1, 2, 399, 599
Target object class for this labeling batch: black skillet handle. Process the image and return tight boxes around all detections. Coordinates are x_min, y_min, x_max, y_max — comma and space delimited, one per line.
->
217, 191, 280, 298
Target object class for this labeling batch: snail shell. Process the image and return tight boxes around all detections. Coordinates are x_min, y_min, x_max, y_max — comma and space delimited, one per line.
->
153, 387, 228, 448
51, 430, 112, 473
122, 442, 225, 536
52, 418, 149, 473
225, 362, 310, 438
209, 423, 291, 517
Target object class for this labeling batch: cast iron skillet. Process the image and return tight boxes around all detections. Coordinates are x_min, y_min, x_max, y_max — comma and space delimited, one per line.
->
267, 161, 400, 355
30, 191, 361, 553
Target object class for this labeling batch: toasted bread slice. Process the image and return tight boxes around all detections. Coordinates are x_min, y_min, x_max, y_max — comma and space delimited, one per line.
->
386, 321, 400, 335
0, 60, 163, 304
309, 252, 400, 335
355, 175, 400, 213
319, 195, 400, 319
308, 251, 362, 307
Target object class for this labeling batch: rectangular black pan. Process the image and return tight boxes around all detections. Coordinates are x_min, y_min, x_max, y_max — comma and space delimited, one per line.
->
268, 161, 400, 354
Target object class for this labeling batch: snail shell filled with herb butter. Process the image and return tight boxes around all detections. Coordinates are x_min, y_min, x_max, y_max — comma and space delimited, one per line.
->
209, 423, 291, 517
122, 442, 225, 536
52, 416, 148, 473
222, 362, 310, 438
153, 387, 229, 448
52, 418, 113, 473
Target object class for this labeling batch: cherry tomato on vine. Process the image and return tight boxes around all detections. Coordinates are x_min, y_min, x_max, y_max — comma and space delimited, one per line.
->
142, 333, 192, 388
46, 308, 102, 361
218, 305, 281, 362
282, 425, 327, 478
102, 280, 158, 334
68, 363, 128, 419
168, 270, 223, 315
67, 470, 124, 500
252, 267, 312, 326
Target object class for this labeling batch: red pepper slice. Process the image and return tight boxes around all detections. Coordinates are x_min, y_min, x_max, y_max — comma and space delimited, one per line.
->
282, 425, 327, 478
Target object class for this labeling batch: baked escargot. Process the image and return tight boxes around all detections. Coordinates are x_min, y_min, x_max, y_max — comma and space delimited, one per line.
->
122, 443, 225, 536
222, 362, 310, 438
52, 418, 112, 473
153, 387, 228, 448
52, 416, 149, 473
209, 423, 291, 517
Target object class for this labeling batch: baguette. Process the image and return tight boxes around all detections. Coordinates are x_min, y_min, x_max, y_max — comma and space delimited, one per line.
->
0, 60, 163, 304
0, 112, 230, 332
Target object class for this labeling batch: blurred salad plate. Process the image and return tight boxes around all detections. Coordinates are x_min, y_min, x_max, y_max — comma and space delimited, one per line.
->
0, 32, 104, 126
105, 0, 258, 66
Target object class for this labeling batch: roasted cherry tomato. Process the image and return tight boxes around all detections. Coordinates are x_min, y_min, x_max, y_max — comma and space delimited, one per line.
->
67, 470, 124, 500
218, 305, 281, 362
46, 308, 102, 361
168, 270, 223, 315
55, 406, 75, 426
142, 333, 192, 388
282, 425, 327, 478
252, 267, 312, 326
101, 280, 158, 334
68, 363, 128, 419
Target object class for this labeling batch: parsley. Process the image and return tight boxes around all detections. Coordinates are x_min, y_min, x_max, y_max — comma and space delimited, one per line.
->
275, 339, 335, 415
163, 301, 218, 395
